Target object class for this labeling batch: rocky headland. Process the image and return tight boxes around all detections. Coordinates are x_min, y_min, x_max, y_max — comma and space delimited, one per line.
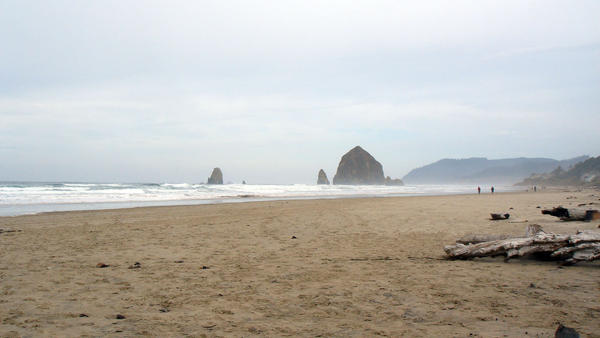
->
402, 156, 589, 185
517, 156, 600, 187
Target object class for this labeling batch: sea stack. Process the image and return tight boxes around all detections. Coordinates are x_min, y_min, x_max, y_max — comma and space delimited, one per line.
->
332, 146, 385, 185
317, 169, 330, 185
385, 176, 404, 186
207, 168, 223, 184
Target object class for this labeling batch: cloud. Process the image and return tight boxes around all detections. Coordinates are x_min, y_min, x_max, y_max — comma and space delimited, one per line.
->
0, 1, 599, 182
0, 88, 582, 158
2, 1, 600, 88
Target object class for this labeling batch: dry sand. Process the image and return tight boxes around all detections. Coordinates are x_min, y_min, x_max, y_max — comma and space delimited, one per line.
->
1, 189, 599, 337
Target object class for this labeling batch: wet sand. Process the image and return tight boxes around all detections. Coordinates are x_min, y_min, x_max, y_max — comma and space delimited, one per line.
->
1, 189, 599, 337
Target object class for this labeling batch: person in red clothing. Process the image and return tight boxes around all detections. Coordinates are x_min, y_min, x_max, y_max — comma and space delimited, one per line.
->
477, 186, 481, 194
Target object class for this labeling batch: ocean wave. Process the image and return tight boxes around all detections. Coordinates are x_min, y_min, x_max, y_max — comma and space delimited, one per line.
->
0, 182, 520, 215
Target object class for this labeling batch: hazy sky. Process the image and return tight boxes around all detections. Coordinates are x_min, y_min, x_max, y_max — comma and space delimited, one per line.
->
1, 1, 599, 183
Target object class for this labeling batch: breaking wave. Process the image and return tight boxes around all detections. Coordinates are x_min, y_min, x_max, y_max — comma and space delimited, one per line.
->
0, 182, 517, 216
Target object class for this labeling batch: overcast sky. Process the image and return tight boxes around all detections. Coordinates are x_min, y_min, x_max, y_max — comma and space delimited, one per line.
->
1, 1, 599, 184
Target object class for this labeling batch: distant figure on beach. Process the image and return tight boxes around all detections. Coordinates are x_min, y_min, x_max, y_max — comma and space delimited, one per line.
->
477, 186, 481, 194
491, 186, 495, 194
534, 186, 536, 192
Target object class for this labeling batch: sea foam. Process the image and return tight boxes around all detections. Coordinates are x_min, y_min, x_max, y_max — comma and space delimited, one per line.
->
0, 182, 518, 216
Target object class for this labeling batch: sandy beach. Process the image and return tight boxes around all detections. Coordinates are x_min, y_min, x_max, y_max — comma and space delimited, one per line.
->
1, 190, 599, 337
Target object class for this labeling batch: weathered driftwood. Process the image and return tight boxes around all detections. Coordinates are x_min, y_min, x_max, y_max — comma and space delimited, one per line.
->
456, 224, 543, 245
525, 223, 545, 237
456, 224, 544, 244
456, 234, 512, 245
490, 213, 510, 220
550, 242, 600, 258
444, 225, 600, 265
541, 206, 600, 221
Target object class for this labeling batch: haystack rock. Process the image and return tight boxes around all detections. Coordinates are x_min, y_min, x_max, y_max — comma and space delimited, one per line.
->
332, 146, 385, 185
317, 169, 330, 185
207, 168, 223, 184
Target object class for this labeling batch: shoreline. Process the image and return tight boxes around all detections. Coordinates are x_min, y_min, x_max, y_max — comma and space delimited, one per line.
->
0, 186, 527, 217
0, 187, 579, 219
1, 189, 598, 336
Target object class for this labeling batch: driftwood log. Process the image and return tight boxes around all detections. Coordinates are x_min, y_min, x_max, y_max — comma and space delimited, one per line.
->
444, 224, 600, 265
542, 206, 600, 221
456, 234, 512, 245
490, 213, 510, 220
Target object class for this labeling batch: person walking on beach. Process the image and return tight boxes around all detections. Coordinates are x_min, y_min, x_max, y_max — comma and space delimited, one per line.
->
491, 186, 495, 194
477, 186, 481, 194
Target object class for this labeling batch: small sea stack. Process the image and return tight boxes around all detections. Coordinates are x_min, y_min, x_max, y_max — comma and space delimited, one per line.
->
207, 168, 223, 184
317, 169, 330, 185
384, 176, 404, 186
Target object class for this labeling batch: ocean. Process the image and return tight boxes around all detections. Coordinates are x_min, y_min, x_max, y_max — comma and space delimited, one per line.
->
0, 182, 518, 216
